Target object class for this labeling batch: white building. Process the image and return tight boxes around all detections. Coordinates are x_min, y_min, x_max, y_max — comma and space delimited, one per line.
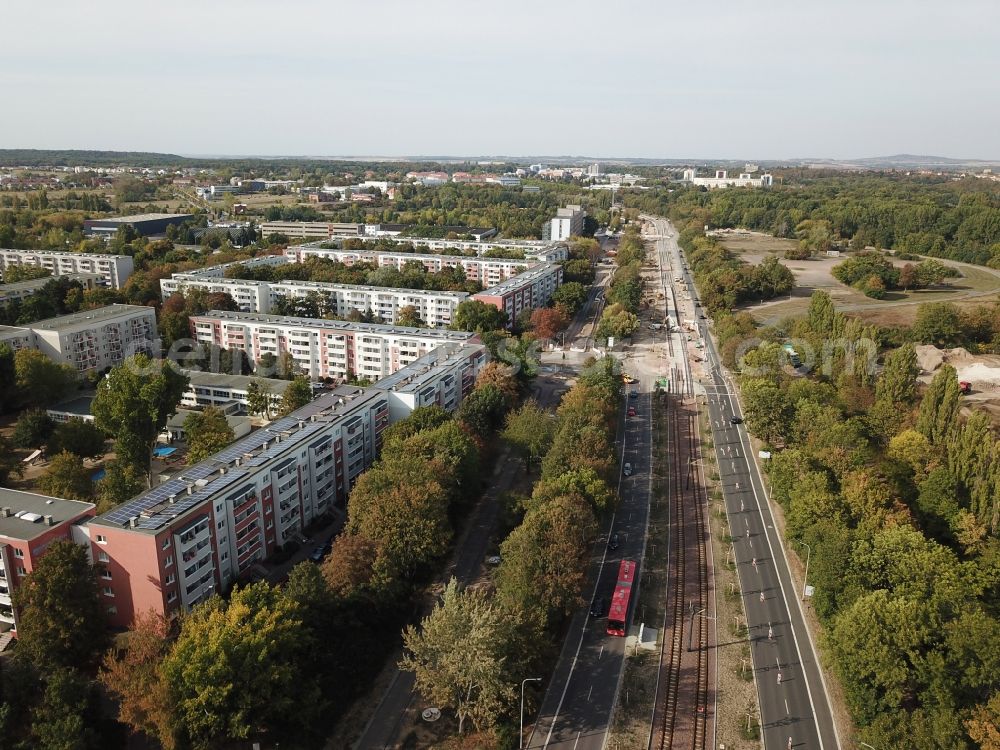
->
0, 272, 102, 304
259, 222, 362, 239
179, 370, 290, 412
25, 304, 158, 373
545, 204, 586, 241
283, 247, 530, 286
472, 263, 564, 327
0, 250, 134, 288
681, 169, 773, 189
189, 310, 478, 381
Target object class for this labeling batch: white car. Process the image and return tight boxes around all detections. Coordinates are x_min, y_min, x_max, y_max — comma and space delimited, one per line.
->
623, 462, 633, 476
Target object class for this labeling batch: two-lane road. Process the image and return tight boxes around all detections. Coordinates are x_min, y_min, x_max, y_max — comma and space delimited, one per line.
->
647, 214, 841, 750
526, 386, 653, 750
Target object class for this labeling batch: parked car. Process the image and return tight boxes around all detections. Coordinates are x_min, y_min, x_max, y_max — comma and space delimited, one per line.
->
623, 462, 633, 476
627, 406, 636, 417
629, 391, 639, 399
309, 546, 325, 562
590, 597, 608, 618
608, 532, 620, 551
730, 416, 743, 425
485, 555, 502, 566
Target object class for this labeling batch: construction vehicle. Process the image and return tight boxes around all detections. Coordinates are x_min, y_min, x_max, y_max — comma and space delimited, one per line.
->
959, 380, 972, 395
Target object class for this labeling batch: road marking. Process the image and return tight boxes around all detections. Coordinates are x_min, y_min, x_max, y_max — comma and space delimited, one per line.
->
572, 730, 582, 749
785, 698, 790, 715
599, 645, 604, 659
588, 685, 593, 701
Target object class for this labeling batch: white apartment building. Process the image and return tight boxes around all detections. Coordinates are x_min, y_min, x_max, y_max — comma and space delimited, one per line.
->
179, 370, 290, 412
330, 235, 567, 259
377, 343, 487, 422
189, 310, 477, 382
0, 250, 134, 288
260, 222, 362, 239
0, 272, 102, 304
283, 247, 529, 286
681, 169, 773, 189
161, 271, 467, 327
545, 204, 586, 241
4, 304, 157, 374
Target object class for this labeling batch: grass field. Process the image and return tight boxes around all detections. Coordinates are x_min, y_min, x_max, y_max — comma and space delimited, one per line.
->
721, 231, 1000, 327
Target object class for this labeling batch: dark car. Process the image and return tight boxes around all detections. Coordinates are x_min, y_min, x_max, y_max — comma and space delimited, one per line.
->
309, 546, 325, 562
730, 416, 743, 425
627, 406, 637, 417
629, 391, 639, 399
590, 597, 608, 617
608, 532, 620, 551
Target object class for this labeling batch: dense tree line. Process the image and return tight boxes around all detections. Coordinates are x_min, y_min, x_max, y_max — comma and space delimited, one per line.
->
628, 175, 1000, 266
725, 289, 1000, 747
673, 219, 794, 315
401, 357, 620, 743
595, 227, 644, 341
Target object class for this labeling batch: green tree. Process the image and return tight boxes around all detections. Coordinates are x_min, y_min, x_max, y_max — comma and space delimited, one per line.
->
551, 281, 588, 315
31, 668, 102, 750
160, 582, 320, 750
0, 435, 24, 485
183, 407, 235, 464
46, 419, 107, 459
36, 452, 94, 502
740, 376, 792, 444
95, 460, 145, 513
451, 299, 508, 333
502, 400, 556, 472
456, 384, 508, 438
874, 342, 920, 406
911, 302, 963, 347
91, 355, 189, 482
12, 540, 108, 671
346, 452, 451, 581
14, 349, 76, 408
915, 364, 961, 444
245, 378, 272, 419
400, 579, 519, 735
806, 290, 839, 336
0, 343, 15, 413
11, 408, 55, 448
396, 304, 425, 328
278, 375, 312, 415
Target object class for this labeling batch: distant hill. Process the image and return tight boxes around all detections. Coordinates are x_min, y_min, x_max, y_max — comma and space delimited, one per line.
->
0, 149, 193, 167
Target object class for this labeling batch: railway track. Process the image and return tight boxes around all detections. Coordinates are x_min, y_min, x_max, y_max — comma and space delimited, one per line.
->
652, 394, 711, 750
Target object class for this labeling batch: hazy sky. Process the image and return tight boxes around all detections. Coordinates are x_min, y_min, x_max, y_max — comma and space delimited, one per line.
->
3, 0, 997, 160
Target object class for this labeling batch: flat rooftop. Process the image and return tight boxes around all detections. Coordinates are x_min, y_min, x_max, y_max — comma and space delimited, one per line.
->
0, 248, 130, 261
47, 395, 94, 417
270, 280, 469, 298
181, 368, 291, 394
478, 263, 560, 296
88, 213, 194, 223
92, 386, 386, 533
0, 324, 32, 338
0, 489, 94, 542
0, 272, 102, 296
30, 304, 154, 332
192, 310, 476, 340
373, 343, 483, 392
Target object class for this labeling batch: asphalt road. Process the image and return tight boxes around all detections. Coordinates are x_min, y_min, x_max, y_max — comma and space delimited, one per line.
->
526, 387, 653, 750
646, 215, 841, 750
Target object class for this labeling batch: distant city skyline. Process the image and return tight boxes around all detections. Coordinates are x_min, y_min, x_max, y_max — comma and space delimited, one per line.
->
3, 0, 998, 160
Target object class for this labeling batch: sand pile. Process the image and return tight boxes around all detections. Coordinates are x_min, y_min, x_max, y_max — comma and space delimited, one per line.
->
957, 363, 1000, 386
916, 345, 945, 373
915, 345, 1000, 388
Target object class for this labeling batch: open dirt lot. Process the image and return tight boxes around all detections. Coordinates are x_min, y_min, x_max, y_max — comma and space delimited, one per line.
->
720, 231, 1000, 327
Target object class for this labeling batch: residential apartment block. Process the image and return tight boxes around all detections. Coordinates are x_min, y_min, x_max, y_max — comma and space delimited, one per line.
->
0, 249, 134, 288
189, 310, 477, 381
543, 204, 585, 241
283, 246, 529, 286
161, 270, 469, 326
0, 304, 157, 373
0, 490, 96, 635
82, 342, 486, 628
0, 272, 102, 304
471, 263, 564, 325
179, 370, 290, 413
260, 221, 363, 239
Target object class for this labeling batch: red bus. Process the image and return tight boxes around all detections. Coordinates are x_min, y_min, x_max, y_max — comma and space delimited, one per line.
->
607, 559, 636, 636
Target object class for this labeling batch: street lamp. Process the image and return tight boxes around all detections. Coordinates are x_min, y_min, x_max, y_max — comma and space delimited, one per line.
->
520, 677, 542, 749
794, 539, 811, 601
